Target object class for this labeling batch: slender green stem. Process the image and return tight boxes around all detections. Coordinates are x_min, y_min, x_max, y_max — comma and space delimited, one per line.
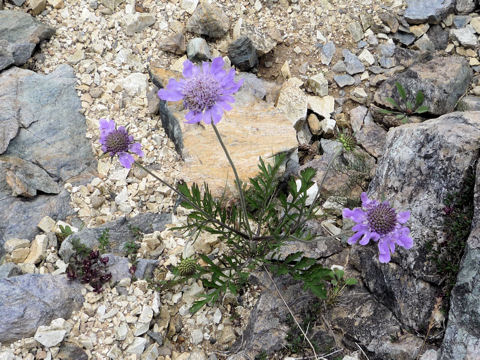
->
211, 122, 253, 240
133, 161, 251, 240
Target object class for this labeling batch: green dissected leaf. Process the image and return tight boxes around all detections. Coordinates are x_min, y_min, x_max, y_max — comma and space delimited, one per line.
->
416, 105, 429, 114
284, 252, 303, 264
415, 90, 425, 108
386, 97, 399, 109
228, 282, 237, 295
190, 298, 210, 314
395, 114, 406, 120
406, 101, 414, 111
395, 82, 407, 101
294, 257, 317, 270
305, 283, 327, 299
345, 278, 358, 285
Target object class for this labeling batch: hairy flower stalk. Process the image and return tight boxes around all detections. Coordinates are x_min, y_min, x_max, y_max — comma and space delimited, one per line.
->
158, 57, 253, 239
99, 119, 144, 169
343, 192, 413, 263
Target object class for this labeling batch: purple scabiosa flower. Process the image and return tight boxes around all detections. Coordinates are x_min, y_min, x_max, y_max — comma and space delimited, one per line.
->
157, 57, 243, 125
99, 119, 144, 169
342, 192, 413, 263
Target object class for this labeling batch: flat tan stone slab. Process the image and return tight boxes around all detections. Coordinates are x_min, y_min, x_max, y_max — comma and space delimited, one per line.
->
176, 100, 297, 197
150, 64, 298, 197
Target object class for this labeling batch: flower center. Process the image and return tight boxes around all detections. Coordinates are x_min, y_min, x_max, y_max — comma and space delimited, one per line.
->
183, 74, 221, 113
366, 203, 397, 235
105, 129, 130, 154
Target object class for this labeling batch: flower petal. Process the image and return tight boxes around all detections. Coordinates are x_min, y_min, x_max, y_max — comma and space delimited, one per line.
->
129, 142, 144, 157
100, 118, 115, 134
352, 223, 369, 233
210, 57, 225, 75
347, 230, 365, 245
343, 208, 366, 223
397, 211, 410, 224
378, 240, 391, 263
210, 105, 224, 124
395, 227, 413, 249
118, 152, 134, 169
183, 59, 194, 78
202, 109, 213, 124
158, 79, 185, 101
359, 231, 375, 245
184, 111, 203, 124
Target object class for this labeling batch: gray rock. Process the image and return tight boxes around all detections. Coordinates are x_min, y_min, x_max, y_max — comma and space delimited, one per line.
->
378, 42, 396, 57
450, 26, 478, 48
186, 37, 211, 62
413, 34, 435, 52
9, 0, 26, 5
334, 74, 355, 88
125, 13, 155, 36
299, 138, 375, 197
0, 274, 83, 343
0, 65, 96, 253
332, 60, 347, 73
159, 33, 186, 55
237, 22, 278, 56
0, 156, 61, 198
186, 2, 229, 39
343, 49, 365, 75
228, 36, 258, 72
440, 158, 480, 359
392, 31, 416, 46
379, 56, 396, 69
379, 12, 399, 33
0, 263, 22, 279
57, 343, 88, 360
456, 96, 480, 111
320, 41, 335, 66
453, 15, 471, 29
59, 212, 172, 262
0, 11, 55, 71
456, 0, 476, 13
230, 272, 320, 357
404, 0, 455, 25
349, 106, 387, 158
348, 21, 364, 42
426, 24, 449, 50
364, 112, 480, 331
374, 56, 472, 116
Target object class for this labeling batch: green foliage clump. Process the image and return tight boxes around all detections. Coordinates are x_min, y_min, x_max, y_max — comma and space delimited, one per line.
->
154, 153, 356, 314
379, 81, 429, 123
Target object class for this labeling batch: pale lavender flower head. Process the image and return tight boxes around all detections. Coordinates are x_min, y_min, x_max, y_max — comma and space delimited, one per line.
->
342, 192, 413, 263
157, 57, 243, 125
99, 119, 144, 169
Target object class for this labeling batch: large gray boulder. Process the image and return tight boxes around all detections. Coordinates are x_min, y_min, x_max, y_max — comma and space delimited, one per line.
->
0, 274, 83, 344
404, 0, 455, 25
440, 159, 480, 359
359, 112, 480, 332
0, 10, 54, 71
0, 65, 96, 253
374, 56, 472, 117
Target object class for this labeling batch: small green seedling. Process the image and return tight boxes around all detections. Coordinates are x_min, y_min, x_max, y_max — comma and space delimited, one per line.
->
379, 82, 429, 123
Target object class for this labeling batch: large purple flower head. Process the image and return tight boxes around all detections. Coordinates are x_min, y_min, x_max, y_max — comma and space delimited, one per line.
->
99, 119, 144, 169
342, 192, 413, 263
157, 57, 243, 125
